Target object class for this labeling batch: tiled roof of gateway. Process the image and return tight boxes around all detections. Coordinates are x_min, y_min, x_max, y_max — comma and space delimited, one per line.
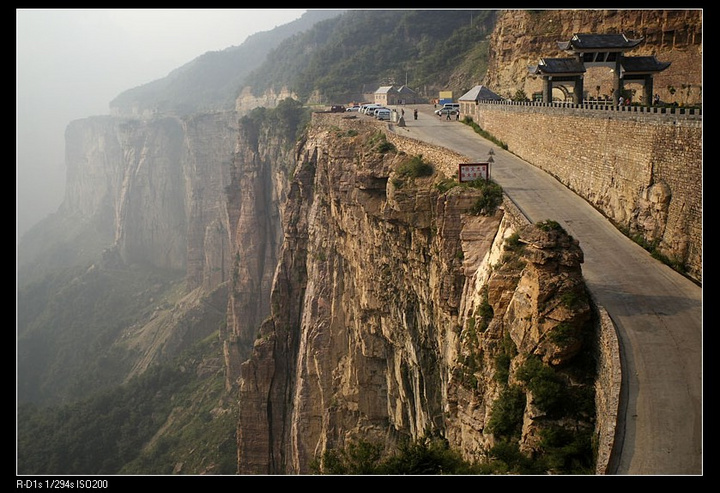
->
621, 56, 672, 73
558, 33, 643, 51
528, 58, 586, 75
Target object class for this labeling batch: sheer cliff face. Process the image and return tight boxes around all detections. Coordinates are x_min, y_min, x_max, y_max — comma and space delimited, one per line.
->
61, 111, 292, 377
236, 116, 593, 474
224, 117, 294, 377
64, 114, 239, 277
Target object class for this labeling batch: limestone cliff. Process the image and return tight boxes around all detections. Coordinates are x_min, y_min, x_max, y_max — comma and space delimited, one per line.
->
63, 113, 238, 277
236, 114, 597, 474
58, 109, 293, 379
26, 104, 601, 474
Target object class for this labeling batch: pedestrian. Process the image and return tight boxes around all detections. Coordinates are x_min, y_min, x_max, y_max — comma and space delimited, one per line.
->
455, 111, 460, 121
446, 111, 451, 120
413, 109, 418, 120
401, 108, 405, 117
654, 93, 660, 105
618, 96, 624, 106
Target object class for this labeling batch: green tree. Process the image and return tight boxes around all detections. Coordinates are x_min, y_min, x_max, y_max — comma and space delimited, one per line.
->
312, 430, 483, 475
486, 385, 526, 439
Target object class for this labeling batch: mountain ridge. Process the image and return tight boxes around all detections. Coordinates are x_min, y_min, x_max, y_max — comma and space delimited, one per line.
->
109, 10, 344, 116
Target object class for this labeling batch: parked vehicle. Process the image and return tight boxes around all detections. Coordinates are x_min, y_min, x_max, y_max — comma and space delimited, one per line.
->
345, 106, 360, 112
372, 107, 389, 117
375, 108, 392, 121
436, 107, 458, 117
435, 103, 459, 115
362, 104, 382, 115
330, 105, 346, 113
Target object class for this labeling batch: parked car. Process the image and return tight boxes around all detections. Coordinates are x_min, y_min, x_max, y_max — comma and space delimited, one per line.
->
435, 103, 460, 116
330, 105, 346, 113
436, 107, 459, 117
345, 106, 360, 112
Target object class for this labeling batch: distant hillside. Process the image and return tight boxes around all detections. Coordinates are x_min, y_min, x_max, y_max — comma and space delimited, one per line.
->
244, 9, 497, 103
111, 10, 497, 116
109, 10, 343, 116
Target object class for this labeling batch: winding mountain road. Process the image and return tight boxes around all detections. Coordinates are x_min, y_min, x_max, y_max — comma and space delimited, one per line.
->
390, 104, 702, 475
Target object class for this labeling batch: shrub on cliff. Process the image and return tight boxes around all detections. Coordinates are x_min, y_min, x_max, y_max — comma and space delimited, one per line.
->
468, 179, 503, 215
311, 430, 483, 475
397, 155, 434, 178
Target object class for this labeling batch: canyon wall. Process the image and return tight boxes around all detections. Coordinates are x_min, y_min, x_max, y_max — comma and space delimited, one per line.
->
236, 114, 602, 474
58, 107, 625, 474
60, 110, 291, 377
63, 113, 238, 278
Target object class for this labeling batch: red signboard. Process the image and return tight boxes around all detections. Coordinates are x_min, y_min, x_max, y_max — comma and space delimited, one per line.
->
458, 162, 489, 182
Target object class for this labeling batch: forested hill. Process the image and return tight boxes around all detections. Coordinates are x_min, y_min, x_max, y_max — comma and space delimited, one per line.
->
245, 9, 496, 103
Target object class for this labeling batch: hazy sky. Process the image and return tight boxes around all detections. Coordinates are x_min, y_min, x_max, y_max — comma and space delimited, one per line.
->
16, 8, 307, 238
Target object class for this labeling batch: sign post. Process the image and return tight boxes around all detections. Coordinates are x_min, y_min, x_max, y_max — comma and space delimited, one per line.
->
458, 162, 490, 183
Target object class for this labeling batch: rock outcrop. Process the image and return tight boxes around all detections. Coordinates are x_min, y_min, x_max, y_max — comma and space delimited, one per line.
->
236, 115, 597, 473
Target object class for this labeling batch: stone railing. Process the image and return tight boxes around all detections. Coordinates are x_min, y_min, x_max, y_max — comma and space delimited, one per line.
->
462, 98, 702, 120
591, 301, 623, 475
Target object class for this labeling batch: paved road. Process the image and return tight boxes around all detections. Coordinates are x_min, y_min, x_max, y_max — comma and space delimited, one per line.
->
390, 104, 703, 475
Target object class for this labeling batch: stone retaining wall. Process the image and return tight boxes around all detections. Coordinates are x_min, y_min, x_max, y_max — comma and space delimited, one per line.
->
464, 102, 702, 283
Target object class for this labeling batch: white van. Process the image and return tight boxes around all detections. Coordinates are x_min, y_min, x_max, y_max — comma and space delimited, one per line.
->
362, 104, 382, 115
375, 108, 392, 121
